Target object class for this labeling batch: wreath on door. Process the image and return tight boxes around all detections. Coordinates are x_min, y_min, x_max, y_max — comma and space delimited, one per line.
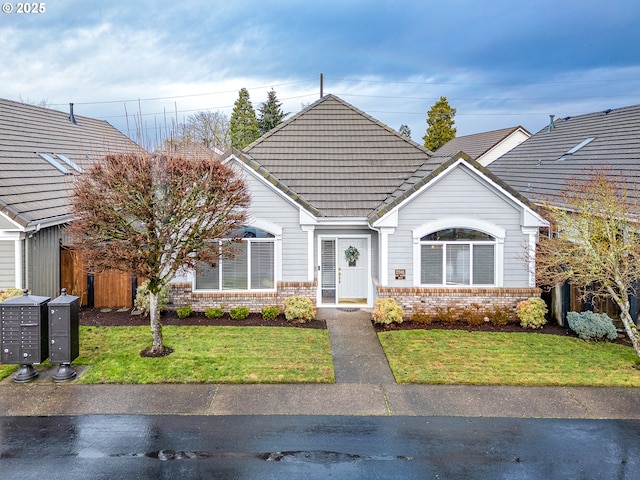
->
345, 245, 360, 266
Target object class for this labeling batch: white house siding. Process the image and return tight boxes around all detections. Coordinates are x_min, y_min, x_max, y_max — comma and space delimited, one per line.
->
477, 130, 530, 167
0, 240, 16, 289
388, 166, 530, 288
241, 169, 309, 282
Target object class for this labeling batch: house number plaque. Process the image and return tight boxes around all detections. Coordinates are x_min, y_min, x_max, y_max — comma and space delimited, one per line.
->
395, 269, 406, 280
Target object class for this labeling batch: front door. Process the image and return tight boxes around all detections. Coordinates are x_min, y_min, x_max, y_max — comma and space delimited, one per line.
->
320, 237, 369, 305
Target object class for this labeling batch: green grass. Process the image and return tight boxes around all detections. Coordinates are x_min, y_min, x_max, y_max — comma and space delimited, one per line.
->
378, 329, 640, 386
0, 364, 17, 379
71, 325, 333, 384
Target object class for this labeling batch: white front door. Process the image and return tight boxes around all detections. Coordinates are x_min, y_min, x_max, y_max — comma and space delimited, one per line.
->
337, 238, 368, 303
319, 236, 369, 305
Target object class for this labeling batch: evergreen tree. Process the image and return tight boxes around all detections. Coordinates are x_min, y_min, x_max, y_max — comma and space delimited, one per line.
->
229, 88, 259, 149
398, 124, 412, 138
258, 89, 288, 135
422, 96, 456, 151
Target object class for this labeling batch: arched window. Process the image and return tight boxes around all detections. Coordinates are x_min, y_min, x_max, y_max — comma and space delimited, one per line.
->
420, 228, 496, 286
195, 227, 276, 291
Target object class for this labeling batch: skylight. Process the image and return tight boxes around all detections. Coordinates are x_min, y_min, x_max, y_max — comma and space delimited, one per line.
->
565, 137, 595, 155
38, 153, 71, 174
55, 153, 82, 173
556, 137, 595, 161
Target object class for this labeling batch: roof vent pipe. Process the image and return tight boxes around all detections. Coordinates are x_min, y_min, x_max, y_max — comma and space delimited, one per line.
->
548, 114, 555, 132
69, 103, 77, 125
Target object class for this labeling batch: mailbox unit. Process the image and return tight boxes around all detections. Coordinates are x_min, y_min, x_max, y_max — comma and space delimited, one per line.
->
0, 291, 50, 382
48, 289, 80, 381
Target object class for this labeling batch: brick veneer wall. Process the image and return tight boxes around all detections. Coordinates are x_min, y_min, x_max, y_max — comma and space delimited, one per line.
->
375, 281, 541, 319
169, 281, 317, 312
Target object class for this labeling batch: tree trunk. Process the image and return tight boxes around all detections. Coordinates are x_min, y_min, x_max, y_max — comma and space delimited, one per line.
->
608, 286, 640, 357
148, 291, 164, 355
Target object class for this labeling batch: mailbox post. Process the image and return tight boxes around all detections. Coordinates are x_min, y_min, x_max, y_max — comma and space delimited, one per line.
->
48, 288, 80, 382
0, 290, 50, 382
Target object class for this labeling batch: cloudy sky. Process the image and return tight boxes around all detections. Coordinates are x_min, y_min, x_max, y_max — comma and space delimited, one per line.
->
2, 0, 639, 145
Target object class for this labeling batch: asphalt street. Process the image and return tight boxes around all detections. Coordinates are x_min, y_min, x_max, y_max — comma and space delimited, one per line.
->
1, 415, 639, 479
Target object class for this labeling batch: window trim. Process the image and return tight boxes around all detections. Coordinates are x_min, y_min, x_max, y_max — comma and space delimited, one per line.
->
413, 219, 505, 287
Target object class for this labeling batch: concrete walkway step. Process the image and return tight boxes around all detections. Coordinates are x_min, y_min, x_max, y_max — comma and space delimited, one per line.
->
319, 308, 396, 384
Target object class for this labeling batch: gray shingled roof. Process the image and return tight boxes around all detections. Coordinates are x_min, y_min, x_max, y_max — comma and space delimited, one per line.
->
241, 94, 436, 218
435, 126, 529, 160
0, 98, 141, 228
489, 104, 640, 206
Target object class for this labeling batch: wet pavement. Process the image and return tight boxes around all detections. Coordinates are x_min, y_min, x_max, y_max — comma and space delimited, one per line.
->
1, 415, 639, 479
2, 308, 640, 477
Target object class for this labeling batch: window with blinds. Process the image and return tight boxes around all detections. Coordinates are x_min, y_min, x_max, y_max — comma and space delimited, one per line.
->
420, 229, 495, 286
195, 228, 275, 291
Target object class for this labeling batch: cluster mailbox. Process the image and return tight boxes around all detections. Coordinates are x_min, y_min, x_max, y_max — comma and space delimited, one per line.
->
0, 290, 50, 382
48, 289, 80, 381
0, 288, 80, 383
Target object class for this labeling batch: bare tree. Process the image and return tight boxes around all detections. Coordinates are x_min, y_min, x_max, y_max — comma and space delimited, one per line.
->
68, 153, 250, 356
535, 171, 640, 356
182, 110, 230, 147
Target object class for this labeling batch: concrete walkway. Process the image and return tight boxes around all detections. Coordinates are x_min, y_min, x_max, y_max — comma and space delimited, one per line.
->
2, 308, 640, 418
321, 308, 395, 384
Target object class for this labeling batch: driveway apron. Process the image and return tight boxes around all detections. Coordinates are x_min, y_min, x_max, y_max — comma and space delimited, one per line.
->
318, 308, 396, 384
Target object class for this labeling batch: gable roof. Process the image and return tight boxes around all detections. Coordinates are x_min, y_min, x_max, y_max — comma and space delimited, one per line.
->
0, 98, 141, 229
489, 104, 640, 206
369, 153, 543, 224
435, 126, 530, 166
239, 94, 436, 218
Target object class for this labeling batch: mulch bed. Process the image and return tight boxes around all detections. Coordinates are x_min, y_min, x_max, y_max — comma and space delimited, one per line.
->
79, 308, 632, 347
375, 318, 633, 347
79, 308, 326, 329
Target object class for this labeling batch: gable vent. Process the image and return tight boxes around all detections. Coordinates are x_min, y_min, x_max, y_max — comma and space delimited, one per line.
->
38, 153, 71, 174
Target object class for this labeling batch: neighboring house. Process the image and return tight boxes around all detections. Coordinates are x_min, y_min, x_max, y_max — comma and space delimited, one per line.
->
435, 126, 531, 167
0, 98, 141, 301
489, 104, 640, 323
171, 95, 547, 317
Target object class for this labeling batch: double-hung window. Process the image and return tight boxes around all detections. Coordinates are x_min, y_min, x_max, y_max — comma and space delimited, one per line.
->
420, 228, 496, 286
195, 227, 275, 291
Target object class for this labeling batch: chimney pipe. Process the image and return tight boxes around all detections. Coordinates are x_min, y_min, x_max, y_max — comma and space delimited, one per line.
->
547, 114, 555, 132
320, 73, 323, 98
69, 103, 77, 125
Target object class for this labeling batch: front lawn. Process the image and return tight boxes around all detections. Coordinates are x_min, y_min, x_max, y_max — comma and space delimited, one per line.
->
378, 329, 640, 386
71, 325, 334, 384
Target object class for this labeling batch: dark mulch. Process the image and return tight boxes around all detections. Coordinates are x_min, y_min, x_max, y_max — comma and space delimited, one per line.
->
79, 308, 326, 329
375, 319, 633, 347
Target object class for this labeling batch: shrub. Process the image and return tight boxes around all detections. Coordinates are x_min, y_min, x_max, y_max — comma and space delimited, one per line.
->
134, 281, 169, 315
204, 306, 225, 319
261, 306, 281, 320
516, 297, 548, 329
434, 305, 459, 325
230, 306, 250, 320
567, 311, 618, 341
176, 305, 192, 318
462, 304, 486, 327
411, 307, 433, 325
372, 298, 403, 325
489, 305, 516, 326
284, 296, 315, 323
0, 288, 24, 302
